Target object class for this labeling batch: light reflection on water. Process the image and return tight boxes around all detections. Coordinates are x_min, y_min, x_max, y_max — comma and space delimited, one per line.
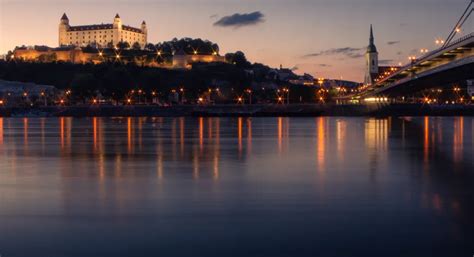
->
0, 117, 472, 257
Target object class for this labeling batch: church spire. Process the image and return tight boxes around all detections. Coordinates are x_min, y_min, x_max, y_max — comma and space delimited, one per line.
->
370, 24, 374, 45
364, 24, 379, 85
367, 24, 377, 53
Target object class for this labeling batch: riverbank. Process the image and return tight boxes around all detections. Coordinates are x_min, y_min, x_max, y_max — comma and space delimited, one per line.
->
0, 104, 473, 117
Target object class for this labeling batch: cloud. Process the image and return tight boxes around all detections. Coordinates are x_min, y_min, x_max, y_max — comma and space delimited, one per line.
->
304, 47, 365, 59
291, 65, 299, 71
209, 14, 218, 19
387, 41, 400, 45
213, 11, 265, 28
319, 64, 332, 67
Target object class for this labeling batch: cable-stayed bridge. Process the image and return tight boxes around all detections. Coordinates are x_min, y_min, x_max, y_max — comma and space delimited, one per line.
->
355, 1, 473, 100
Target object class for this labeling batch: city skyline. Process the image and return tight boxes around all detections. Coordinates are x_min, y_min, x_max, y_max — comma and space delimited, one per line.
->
0, 0, 471, 82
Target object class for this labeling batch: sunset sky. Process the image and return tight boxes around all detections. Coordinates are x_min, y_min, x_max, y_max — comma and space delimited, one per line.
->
0, 0, 471, 82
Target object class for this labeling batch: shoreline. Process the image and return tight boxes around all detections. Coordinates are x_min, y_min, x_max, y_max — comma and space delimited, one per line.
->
0, 104, 473, 117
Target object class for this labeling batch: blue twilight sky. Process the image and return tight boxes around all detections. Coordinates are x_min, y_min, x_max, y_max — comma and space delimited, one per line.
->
0, 0, 472, 81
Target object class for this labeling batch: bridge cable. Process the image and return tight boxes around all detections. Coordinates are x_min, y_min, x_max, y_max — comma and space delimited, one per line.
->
443, 0, 473, 47
443, 1, 472, 47
446, 8, 473, 45
457, 8, 473, 30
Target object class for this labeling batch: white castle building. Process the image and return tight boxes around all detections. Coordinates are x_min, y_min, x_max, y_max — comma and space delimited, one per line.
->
59, 13, 147, 48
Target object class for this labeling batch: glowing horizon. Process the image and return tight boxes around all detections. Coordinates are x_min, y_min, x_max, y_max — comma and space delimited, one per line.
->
0, 0, 471, 82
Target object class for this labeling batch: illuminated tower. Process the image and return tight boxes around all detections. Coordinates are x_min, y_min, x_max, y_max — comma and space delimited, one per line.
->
59, 13, 70, 46
364, 25, 379, 85
141, 21, 148, 48
113, 13, 123, 46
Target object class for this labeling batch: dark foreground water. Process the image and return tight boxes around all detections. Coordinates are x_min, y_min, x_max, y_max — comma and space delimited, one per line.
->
0, 117, 472, 257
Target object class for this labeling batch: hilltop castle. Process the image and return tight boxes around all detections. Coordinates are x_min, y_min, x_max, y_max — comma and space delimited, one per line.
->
59, 13, 147, 48
12, 13, 226, 68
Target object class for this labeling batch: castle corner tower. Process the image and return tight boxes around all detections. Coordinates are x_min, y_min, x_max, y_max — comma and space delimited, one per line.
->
59, 13, 70, 46
364, 25, 379, 85
113, 14, 123, 45
141, 21, 148, 47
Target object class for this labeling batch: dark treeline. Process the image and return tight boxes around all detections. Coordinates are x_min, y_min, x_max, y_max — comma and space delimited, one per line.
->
152, 38, 220, 55
0, 59, 321, 104
0, 60, 253, 100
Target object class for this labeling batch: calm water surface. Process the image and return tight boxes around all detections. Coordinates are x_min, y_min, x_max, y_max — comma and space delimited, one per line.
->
0, 117, 472, 257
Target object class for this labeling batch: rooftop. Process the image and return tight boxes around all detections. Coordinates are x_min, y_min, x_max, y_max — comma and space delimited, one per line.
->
68, 24, 144, 33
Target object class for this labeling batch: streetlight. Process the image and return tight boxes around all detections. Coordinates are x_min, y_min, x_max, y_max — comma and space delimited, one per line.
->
277, 96, 284, 104
40, 92, 47, 106
246, 89, 252, 104
179, 87, 185, 104
138, 89, 143, 104
282, 88, 290, 104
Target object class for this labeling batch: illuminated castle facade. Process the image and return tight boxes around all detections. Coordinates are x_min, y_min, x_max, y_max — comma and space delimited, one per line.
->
59, 13, 147, 48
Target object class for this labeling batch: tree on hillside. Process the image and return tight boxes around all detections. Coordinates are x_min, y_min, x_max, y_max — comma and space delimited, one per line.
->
101, 66, 134, 104
70, 73, 99, 103
145, 43, 156, 51
117, 41, 130, 50
138, 69, 161, 92
154, 38, 220, 56
225, 51, 251, 68
132, 42, 142, 50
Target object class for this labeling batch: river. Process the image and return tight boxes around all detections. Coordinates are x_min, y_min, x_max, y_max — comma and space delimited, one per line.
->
0, 117, 472, 257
